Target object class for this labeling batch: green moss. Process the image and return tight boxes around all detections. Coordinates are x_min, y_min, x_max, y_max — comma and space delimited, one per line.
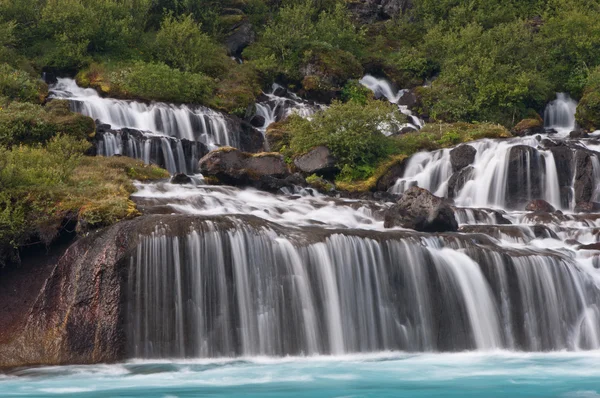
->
576, 67, 600, 131
0, 63, 48, 104
265, 121, 292, 153
306, 174, 335, 192
513, 118, 543, 132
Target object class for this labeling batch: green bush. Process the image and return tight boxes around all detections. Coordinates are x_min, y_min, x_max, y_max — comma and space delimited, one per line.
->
0, 101, 94, 147
0, 63, 47, 104
107, 61, 216, 104
155, 13, 231, 77
288, 99, 402, 178
576, 67, 600, 131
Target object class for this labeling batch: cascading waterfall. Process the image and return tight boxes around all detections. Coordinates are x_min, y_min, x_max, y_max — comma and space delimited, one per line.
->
49, 78, 237, 147
254, 83, 321, 137
126, 219, 600, 357
359, 74, 424, 131
390, 136, 600, 211
544, 93, 578, 133
96, 130, 206, 175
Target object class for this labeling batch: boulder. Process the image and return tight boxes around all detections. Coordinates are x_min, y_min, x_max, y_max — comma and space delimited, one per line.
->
575, 201, 600, 213
525, 199, 556, 213
383, 186, 458, 232
237, 119, 266, 153
250, 114, 266, 128
570, 129, 589, 139
198, 147, 289, 187
170, 173, 192, 185
511, 118, 545, 137
450, 145, 477, 172
397, 89, 417, 107
375, 158, 407, 192
225, 20, 255, 57
294, 146, 338, 177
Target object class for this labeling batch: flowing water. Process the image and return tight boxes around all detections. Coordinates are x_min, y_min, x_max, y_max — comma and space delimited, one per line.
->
6, 83, 600, 396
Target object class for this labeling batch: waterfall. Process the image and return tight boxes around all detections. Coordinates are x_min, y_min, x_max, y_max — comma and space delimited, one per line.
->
544, 93, 578, 133
125, 219, 600, 357
391, 137, 573, 210
254, 83, 321, 137
49, 78, 237, 148
97, 130, 206, 175
359, 74, 424, 131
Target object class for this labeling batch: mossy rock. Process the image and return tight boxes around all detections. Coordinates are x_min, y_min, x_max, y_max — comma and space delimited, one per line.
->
265, 121, 291, 153
511, 117, 544, 137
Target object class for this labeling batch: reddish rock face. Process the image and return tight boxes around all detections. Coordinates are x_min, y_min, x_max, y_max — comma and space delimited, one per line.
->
525, 199, 556, 213
0, 219, 144, 369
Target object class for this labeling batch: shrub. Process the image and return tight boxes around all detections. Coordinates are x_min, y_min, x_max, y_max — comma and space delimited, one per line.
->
0, 63, 47, 104
0, 101, 95, 147
154, 13, 231, 77
576, 67, 600, 131
288, 99, 403, 178
83, 61, 216, 104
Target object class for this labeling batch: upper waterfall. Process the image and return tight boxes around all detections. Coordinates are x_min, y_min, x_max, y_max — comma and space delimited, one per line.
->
49, 78, 236, 147
359, 74, 424, 131
544, 93, 578, 133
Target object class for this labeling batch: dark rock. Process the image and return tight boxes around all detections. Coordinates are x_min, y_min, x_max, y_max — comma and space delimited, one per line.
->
250, 114, 266, 128
525, 199, 556, 213
541, 138, 558, 148
170, 173, 192, 185
199, 148, 289, 187
545, 128, 558, 135
383, 186, 458, 232
273, 86, 288, 98
237, 120, 265, 153
570, 129, 589, 139
575, 201, 600, 213
96, 123, 112, 133
225, 20, 255, 57
348, 0, 413, 23
574, 149, 596, 204
579, 242, 600, 251
447, 166, 474, 199
398, 126, 418, 135
506, 145, 544, 209
294, 146, 338, 177
397, 89, 417, 107
450, 145, 477, 172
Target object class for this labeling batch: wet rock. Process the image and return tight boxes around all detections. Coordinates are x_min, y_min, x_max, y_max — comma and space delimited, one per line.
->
545, 128, 558, 135
574, 149, 597, 204
96, 123, 112, 133
225, 20, 255, 57
237, 120, 265, 153
506, 145, 544, 209
170, 174, 192, 185
447, 166, 474, 199
574, 201, 600, 213
570, 129, 589, 139
579, 242, 600, 250
525, 199, 556, 213
511, 118, 545, 137
199, 147, 289, 187
384, 186, 458, 232
294, 146, 338, 177
450, 145, 476, 172
397, 89, 417, 107
250, 114, 266, 128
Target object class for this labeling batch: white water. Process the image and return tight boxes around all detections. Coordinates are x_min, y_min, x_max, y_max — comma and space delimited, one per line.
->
50, 78, 234, 147
545, 93, 578, 134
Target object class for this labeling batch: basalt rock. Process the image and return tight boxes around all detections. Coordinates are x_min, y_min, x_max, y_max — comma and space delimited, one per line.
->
237, 119, 266, 153
575, 201, 600, 213
506, 145, 544, 209
225, 20, 255, 57
450, 145, 477, 172
170, 173, 192, 185
525, 199, 556, 213
293, 146, 338, 177
375, 158, 407, 192
199, 147, 289, 188
384, 186, 458, 232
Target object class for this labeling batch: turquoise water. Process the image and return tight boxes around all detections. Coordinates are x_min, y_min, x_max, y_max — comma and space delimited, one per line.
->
3, 352, 600, 397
